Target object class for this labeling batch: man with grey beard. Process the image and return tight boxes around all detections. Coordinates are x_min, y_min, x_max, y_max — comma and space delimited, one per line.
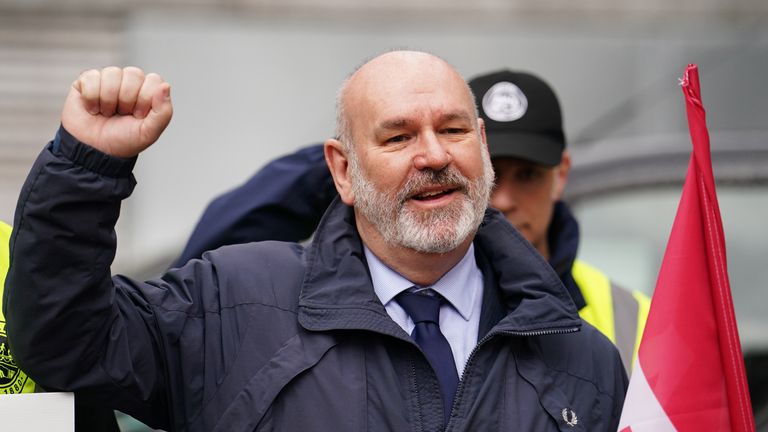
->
6, 50, 627, 431
347, 143, 494, 254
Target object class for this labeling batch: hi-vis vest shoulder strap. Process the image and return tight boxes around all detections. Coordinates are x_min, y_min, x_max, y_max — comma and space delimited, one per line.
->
572, 260, 650, 373
0, 221, 9, 301
0, 221, 37, 394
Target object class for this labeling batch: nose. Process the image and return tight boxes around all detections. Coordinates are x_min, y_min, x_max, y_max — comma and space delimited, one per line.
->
490, 181, 517, 213
412, 132, 452, 171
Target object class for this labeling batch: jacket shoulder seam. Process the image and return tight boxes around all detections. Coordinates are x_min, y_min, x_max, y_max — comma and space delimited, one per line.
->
545, 365, 619, 401
150, 301, 298, 318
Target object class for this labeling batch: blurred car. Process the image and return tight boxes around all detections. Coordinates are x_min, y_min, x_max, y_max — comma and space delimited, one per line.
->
567, 130, 768, 429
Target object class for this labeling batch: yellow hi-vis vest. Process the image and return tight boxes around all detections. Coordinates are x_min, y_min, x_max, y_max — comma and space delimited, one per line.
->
0, 221, 36, 394
572, 260, 650, 373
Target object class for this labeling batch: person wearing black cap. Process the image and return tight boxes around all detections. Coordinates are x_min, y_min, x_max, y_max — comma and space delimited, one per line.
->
173, 69, 648, 374
469, 69, 649, 373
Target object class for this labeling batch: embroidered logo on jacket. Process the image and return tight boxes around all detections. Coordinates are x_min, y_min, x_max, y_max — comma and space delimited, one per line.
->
0, 320, 31, 394
561, 408, 578, 427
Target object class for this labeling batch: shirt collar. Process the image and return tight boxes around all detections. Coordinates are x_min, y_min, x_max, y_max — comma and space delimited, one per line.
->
364, 244, 480, 322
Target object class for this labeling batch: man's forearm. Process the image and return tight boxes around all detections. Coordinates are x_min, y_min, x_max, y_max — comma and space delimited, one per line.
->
5, 126, 136, 388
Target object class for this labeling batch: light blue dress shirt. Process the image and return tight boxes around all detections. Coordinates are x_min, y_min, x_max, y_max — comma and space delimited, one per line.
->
364, 244, 484, 375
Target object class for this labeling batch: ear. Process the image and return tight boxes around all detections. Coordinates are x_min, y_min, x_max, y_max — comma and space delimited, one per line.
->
552, 149, 571, 200
478, 118, 488, 151
324, 138, 356, 205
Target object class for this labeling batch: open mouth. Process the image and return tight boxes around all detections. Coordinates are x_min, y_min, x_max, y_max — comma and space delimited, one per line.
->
410, 187, 459, 201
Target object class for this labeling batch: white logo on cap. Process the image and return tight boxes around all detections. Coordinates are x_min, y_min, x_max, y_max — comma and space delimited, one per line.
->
482, 81, 528, 122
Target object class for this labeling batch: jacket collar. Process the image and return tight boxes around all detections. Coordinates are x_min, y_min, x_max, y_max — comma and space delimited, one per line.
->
547, 201, 586, 310
297, 197, 580, 337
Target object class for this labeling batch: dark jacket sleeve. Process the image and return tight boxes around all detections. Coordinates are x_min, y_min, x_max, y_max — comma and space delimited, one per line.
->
173, 144, 336, 267
3, 127, 213, 430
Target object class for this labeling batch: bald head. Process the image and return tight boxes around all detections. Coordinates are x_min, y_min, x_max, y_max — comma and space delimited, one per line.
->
335, 50, 478, 150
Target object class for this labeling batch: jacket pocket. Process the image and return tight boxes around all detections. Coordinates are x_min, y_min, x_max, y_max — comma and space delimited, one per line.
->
513, 347, 591, 432
211, 332, 339, 432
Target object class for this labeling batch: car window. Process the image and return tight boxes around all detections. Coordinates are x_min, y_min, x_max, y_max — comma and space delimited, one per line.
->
571, 185, 768, 353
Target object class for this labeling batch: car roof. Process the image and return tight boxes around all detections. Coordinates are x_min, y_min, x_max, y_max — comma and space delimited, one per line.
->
566, 130, 768, 202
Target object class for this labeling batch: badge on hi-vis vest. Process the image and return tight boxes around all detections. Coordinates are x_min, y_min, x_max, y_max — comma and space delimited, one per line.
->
0, 320, 34, 394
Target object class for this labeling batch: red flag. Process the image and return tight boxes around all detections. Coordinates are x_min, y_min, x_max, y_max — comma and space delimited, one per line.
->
617, 65, 755, 431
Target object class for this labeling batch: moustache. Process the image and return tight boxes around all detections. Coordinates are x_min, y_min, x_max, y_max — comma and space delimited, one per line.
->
397, 167, 471, 204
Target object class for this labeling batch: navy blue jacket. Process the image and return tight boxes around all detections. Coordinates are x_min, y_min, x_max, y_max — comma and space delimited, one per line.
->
6, 131, 627, 431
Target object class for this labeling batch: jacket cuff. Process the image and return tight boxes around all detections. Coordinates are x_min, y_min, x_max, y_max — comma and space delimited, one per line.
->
54, 125, 137, 178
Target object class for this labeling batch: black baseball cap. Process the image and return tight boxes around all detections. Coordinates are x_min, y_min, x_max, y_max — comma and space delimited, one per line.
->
468, 69, 565, 166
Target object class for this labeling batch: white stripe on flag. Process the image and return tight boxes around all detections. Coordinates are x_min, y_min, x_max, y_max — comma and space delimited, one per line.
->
617, 360, 677, 432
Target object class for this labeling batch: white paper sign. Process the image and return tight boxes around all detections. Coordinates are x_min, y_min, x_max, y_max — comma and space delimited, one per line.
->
0, 392, 73, 431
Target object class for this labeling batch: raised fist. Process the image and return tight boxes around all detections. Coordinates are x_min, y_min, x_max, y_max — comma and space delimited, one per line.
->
61, 66, 173, 158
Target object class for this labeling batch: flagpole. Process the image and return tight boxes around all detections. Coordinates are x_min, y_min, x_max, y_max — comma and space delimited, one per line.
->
682, 64, 754, 432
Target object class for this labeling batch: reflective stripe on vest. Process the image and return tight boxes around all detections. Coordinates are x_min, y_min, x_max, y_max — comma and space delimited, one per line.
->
0, 221, 37, 394
571, 260, 650, 373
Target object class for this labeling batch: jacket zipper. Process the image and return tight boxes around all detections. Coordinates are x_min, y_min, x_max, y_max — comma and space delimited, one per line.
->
444, 326, 580, 431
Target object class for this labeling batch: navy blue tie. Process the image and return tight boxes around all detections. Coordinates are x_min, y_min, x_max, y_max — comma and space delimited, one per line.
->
397, 290, 459, 424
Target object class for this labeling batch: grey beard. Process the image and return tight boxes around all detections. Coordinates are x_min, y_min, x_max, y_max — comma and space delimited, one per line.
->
349, 149, 494, 254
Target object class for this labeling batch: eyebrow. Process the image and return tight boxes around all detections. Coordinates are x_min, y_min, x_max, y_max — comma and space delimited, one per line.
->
378, 118, 411, 131
376, 111, 474, 132
438, 111, 473, 124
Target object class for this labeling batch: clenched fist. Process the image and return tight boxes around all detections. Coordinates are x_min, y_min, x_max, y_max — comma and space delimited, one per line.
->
62, 66, 173, 158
